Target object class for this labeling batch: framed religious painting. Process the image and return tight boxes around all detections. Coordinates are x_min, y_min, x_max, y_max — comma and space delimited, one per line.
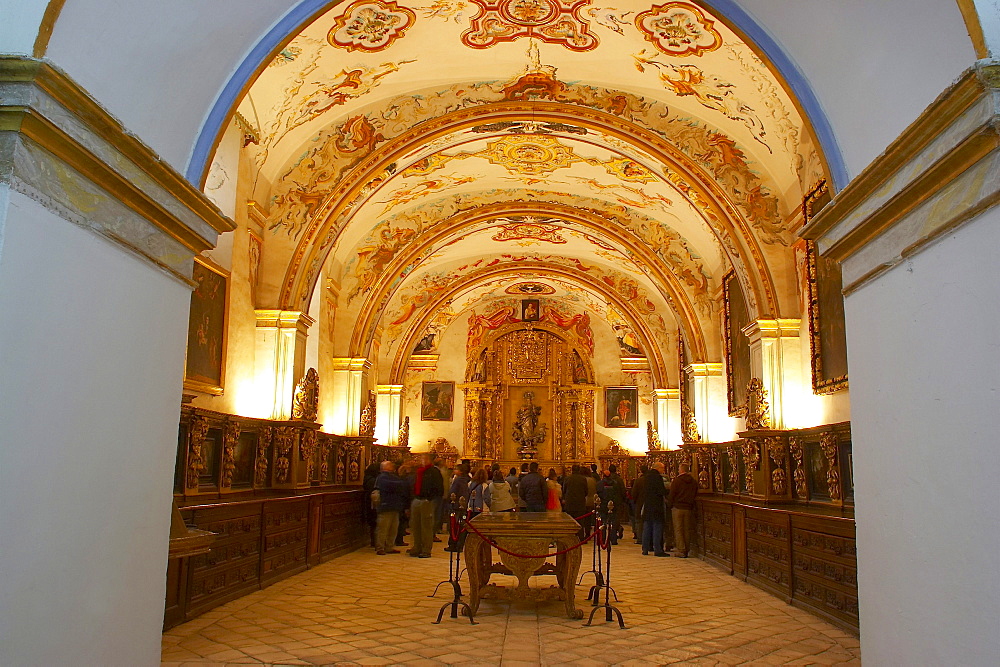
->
803, 181, 849, 393
605, 386, 639, 428
723, 272, 752, 414
521, 298, 540, 322
184, 256, 229, 395
421, 381, 455, 421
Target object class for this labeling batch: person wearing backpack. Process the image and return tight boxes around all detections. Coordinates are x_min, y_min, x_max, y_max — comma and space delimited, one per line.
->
373, 461, 410, 555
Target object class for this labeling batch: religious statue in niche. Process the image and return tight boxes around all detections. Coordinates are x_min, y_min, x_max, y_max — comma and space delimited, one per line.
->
605, 386, 638, 428
470, 350, 488, 382
421, 381, 454, 421
512, 391, 547, 459
521, 298, 540, 322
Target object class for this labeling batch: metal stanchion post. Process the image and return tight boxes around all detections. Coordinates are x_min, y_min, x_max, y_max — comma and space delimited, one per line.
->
434, 496, 476, 625
585, 500, 626, 629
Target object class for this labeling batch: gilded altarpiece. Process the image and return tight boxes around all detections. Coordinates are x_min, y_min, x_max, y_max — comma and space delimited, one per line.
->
462, 324, 595, 462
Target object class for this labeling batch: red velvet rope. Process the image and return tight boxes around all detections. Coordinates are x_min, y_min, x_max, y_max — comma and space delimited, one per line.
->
463, 518, 595, 558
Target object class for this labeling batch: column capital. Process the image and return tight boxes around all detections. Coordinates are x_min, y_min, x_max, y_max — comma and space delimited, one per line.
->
330, 357, 372, 372
685, 362, 724, 377
653, 388, 680, 400
742, 319, 801, 342
376, 384, 404, 396
254, 309, 314, 333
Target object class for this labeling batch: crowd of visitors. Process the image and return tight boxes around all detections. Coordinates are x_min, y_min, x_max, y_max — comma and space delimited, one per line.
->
363, 454, 698, 558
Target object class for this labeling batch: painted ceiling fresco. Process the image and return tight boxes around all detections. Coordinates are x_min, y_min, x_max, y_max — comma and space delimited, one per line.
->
216, 0, 833, 382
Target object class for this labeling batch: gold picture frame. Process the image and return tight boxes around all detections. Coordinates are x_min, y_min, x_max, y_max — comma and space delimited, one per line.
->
722, 271, 752, 415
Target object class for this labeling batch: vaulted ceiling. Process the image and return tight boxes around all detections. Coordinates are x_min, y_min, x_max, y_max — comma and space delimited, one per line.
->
212, 0, 833, 384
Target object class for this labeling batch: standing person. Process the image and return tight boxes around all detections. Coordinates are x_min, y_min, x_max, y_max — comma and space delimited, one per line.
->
484, 471, 516, 512
641, 463, 668, 557
409, 453, 444, 558
668, 463, 699, 558
584, 466, 598, 536
545, 468, 563, 510
504, 467, 519, 507
362, 462, 380, 548
373, 461, 409, 555
433, 458, 450, 540
563, 465, 590, 539
468, 468, 488, 515
518, 461, 547, 512
517, 462, 530, 510
449, 463, 471, 509
598, 465, 626, 544
631, 465, 648, 544
395, 463, 413, 547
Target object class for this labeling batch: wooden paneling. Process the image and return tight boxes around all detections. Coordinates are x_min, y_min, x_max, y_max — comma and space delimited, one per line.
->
695, 498, 857, 634
166, 488, 366, 630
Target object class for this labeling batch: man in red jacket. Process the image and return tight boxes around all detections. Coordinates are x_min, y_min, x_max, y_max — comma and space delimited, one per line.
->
668, 463, 698, 558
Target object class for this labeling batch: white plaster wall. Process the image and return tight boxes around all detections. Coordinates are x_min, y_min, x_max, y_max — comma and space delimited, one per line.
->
845, 210, 1000, 666
0, 192, 191, 665
739, 0, 976, 179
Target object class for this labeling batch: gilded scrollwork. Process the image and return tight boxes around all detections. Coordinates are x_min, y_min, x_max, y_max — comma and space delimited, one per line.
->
398, 415, 410, 450
726, 445, 740, 491
292, 367, 319, 421
359, 390, 377, 437
820, 432, 842, 501
696, 449, 711, 490
273, 427, 295, 483
300, 428, 317, 482
318, 435, 332, 482
255, 426, 272, 487
766, 436, 787, 496
789, 436, 807, 498
742, 438, 760, 494
647, 420, 663, 451
737, 378, 771, 430
221, 421, 241, 488
186, 417, 209, 489
710, 447, 723, 491
681, 400, 701, 443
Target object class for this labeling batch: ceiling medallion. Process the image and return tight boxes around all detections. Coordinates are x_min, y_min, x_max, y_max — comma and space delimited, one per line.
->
328, 0, 417, 52
492, 217, 568, 244
506, 282, 557, 294
462, 0, 599, 51
479, 134, 585, 175
635, 2, 722, 57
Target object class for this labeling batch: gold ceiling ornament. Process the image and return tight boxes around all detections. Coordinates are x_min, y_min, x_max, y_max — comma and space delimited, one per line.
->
479, 134, 589, 175
680, 400, 700, 443
635, 2, 722, 57
491, 217, 568, 244
292, 367, 320, 421
461, 0, 599, 51
736, 377, 770, 430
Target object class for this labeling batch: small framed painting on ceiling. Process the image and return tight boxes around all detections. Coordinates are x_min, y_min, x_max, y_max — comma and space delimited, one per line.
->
605, 386, 638, 428
421, 381, 455, 421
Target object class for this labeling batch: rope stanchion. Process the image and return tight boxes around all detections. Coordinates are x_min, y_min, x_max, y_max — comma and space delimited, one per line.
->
585, 500, 626, 629
432, 495, 477, 625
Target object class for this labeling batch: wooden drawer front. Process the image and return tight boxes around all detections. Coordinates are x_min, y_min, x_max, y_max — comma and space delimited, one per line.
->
261, 499, 310, 584
791, 521, 859, 630
744, 511, 791, 597
702, 504, 733, 570
321, 495, 361, 555
186, 504, 262, 614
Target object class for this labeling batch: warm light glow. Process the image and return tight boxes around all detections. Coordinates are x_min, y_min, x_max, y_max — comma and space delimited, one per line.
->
231, 377, 274, 419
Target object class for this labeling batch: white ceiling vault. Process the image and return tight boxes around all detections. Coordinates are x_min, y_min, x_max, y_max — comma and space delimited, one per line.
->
209, 0, 837, 384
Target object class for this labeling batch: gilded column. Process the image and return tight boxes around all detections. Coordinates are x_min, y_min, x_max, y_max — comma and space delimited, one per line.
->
254, 310, 314, 421
684, 363, 727, 443
375, 385, 403, 446
742, 319, 803, 430
328, 357, 372, 435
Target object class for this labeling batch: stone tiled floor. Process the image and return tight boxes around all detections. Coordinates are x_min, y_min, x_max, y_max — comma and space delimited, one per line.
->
162, 531, 861, 666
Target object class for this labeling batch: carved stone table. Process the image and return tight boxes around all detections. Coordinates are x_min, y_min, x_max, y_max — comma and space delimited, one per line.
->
464, 511, 583, 619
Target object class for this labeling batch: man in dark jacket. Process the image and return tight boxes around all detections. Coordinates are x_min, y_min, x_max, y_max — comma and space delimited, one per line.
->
518, 461, 548, 512
668, 463, 699, 557
631, 466, 647, 544
641, 463, 668, 556
373, 461, 410, 555
599, 464, 627, 544
410, 453, 444, 558
449, 463, 471, 509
